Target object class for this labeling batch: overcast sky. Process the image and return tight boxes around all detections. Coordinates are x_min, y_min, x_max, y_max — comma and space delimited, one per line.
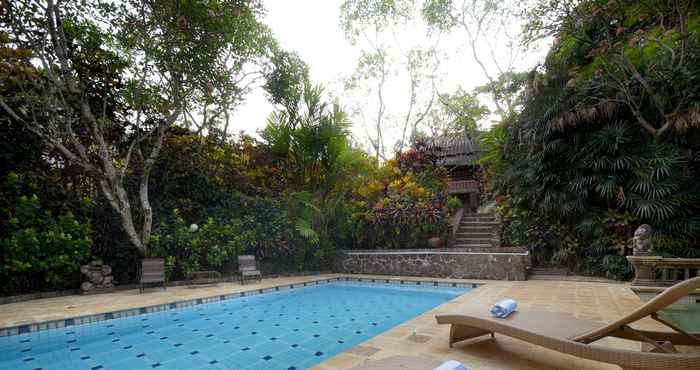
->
234, 1, 356, 137
233, 0, 547, 153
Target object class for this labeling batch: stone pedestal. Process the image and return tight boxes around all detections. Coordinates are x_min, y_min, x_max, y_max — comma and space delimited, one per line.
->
626, 256, 662, 286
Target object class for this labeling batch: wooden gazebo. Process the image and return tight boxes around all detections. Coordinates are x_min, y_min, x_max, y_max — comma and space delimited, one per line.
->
425, 134, 481, 212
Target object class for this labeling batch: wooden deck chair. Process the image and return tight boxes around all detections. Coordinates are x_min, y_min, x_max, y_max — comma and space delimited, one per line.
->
436, 277, 700, 370
238, 255, 262, 284
140, 258, 166, 293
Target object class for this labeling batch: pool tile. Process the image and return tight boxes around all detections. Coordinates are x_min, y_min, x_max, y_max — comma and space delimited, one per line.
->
0, 280, 468, 370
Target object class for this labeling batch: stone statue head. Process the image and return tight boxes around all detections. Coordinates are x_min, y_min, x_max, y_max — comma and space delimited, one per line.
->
633, 224, 653, 256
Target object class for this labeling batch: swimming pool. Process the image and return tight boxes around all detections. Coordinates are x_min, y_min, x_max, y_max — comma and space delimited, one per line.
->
0, 280, 468, 370
660, 300, 700, 331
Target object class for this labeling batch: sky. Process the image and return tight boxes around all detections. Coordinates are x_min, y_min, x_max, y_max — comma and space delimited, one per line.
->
234, 0, 356, 137
234, 0, 548, 155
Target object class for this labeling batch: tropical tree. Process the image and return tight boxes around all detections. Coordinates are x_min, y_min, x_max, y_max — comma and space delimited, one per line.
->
493, 0, 700, 275
261, 81, 376, 260
421, 0, 530, 120
262, 85, 352, 191
341, 0, 441, 159
424, 89, 489, 138
0, 0, 276, 255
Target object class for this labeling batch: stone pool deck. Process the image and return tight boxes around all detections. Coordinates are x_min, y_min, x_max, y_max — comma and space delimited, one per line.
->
0, 274, 680, 370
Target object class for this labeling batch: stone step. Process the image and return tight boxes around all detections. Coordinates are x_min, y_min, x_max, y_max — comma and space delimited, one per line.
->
456, 232, 492, 239
462, 216, 496, 221
462, 214, 495, 220
459, 221, 499, 227
458, 226, 493, 233
455, 238, 492, 244
461, 220, 497, 225
453, 243, 493, 248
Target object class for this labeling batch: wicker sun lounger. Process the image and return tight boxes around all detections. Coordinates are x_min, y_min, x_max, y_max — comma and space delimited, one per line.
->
436, 277, 700, 370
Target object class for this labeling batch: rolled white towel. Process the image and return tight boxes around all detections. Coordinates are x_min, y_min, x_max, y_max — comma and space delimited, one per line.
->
490, 298, 517, 318
435, 360, 467, 370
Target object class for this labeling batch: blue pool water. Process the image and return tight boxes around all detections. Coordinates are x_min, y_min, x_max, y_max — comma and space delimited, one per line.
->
0, 282, 467, 370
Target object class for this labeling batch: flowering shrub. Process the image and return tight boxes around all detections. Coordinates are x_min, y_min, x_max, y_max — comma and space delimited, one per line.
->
350, 151, 450, 249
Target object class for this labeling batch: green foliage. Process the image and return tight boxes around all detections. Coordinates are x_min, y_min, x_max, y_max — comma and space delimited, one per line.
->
0, 174, 92, 295
264, 50, 310, 113
426, 89, 489, 139
491, 0, 700, 279
421, 0, 457, 31
149, 189, 325, 279
446, 196, 463, 213
340, 0, 415, 43
150, 130, 287, 219
262, 84, 352, 192
261, 84, 379, 267
150, 211, 249, 278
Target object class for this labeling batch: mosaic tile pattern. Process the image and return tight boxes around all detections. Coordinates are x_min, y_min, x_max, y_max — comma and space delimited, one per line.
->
0, 281, 467, 370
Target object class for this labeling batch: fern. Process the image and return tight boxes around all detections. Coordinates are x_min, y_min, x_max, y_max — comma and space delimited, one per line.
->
295, 218, 319, 245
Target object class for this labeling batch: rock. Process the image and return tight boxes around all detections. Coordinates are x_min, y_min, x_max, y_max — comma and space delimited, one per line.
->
81, 260, 116, 294
88, 260, 102, 268
89, 271, 104, 284
101, 265, 112, 276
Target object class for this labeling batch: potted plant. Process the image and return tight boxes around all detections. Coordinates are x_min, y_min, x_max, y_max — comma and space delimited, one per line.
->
428, 235, 442, 248
424, 221, 443, 248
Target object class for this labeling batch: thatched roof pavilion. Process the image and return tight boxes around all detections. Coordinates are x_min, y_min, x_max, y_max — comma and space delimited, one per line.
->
424, 134, 479, 167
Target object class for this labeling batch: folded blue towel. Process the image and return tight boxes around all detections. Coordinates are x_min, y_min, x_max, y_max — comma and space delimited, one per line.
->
490, 298, 517, 318
435, 360, 467, 370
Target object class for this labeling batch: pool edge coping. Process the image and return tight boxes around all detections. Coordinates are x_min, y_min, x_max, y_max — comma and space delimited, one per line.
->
0, 276, 481, 337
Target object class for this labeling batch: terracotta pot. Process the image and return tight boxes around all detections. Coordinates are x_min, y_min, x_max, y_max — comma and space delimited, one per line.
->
428, 236, 442, 248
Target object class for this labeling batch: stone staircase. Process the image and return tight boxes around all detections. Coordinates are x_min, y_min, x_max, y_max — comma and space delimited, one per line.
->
454, 213, 498, 248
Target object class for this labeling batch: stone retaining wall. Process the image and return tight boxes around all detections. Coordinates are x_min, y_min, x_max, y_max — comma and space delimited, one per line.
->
335, 248, 531, 281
